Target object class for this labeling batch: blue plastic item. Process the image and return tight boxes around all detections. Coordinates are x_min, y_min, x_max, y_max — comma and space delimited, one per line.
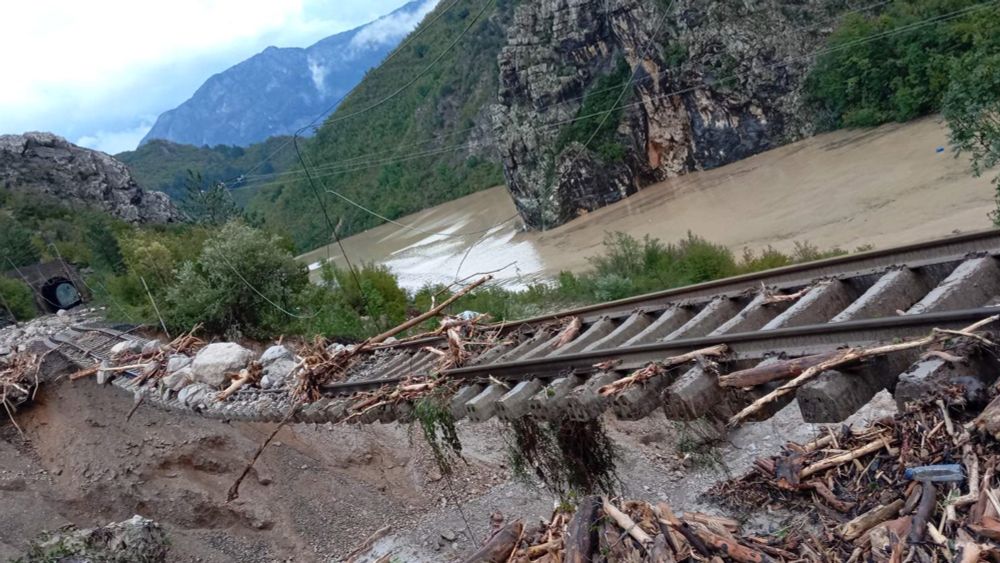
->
904, 464, 964, 482
936, 146, 946, 153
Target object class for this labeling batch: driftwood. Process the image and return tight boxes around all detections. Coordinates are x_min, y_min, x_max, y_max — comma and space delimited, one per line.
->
552, 316, 582, 349
461, 521, 523, 563
908, 482, 936, 544
806, 480, 855, 512
800, 438, 890, 479
839, 499, 904, 541
216, 363, 262, 402
718, 351, 841, 388
599, 345, 728, 396
370, 275, 491, 345
728, 314, 1000, 426
563, 496, 600, 563
691, 526, 768, 563
602, 496, 653, 546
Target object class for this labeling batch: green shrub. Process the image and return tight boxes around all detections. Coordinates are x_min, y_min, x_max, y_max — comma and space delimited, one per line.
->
0, 217, 41, 268
0, 277, 36, 322
165, 222, 309, 339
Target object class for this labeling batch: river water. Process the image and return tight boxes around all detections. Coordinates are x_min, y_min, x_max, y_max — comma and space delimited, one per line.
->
298, 117, 994, 290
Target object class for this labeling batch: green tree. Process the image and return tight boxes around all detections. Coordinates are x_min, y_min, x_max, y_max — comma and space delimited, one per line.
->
84, 219, 125, 274
182, 170, 241, 226
0, 217, 41, 268
943, 53, 1000, 223
165, 222, 309, 339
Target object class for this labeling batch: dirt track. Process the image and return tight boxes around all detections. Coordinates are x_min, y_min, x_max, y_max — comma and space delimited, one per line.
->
301, 116, 995, 289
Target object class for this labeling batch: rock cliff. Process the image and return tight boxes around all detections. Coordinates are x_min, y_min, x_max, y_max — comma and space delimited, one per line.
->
0, 132, 180, 224
492, 0, 844, 229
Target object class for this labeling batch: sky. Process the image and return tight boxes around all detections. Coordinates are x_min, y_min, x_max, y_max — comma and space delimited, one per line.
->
0, 0, 419, 154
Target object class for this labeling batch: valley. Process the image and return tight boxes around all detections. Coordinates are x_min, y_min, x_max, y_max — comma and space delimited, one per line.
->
301, 116, 994, 289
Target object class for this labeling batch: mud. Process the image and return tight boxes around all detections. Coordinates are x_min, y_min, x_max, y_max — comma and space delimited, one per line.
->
301, 117, 994, 290
2, 370, 895, 561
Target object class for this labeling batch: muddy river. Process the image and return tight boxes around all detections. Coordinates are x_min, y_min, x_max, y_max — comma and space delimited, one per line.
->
298, 116, 994, 290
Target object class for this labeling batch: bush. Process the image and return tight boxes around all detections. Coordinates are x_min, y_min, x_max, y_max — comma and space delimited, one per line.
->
0, 277, 36, 322
0, 217, 41, 268
165, 222, 309, 339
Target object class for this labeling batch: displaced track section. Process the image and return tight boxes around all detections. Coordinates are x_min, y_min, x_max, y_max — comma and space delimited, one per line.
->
50, 230, 1000, 428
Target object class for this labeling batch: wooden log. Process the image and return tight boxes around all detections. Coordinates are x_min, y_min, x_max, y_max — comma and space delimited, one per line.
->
806, 480, 855, 513
839, 499, 905, 541
800, 438, 890, 479
649, 534, 676, 563
371, 275, 491, 345
217, 369, 252, 402
691, 526, 769, 563
564, 496, 600, 563
654, 502, 710, 557
599, 345, 727, 396
718, 352, 841, 388
602, 497, 652, 547
461, 521, 523, 563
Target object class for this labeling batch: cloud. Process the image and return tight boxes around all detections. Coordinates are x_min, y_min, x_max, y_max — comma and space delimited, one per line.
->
349, 0, 439, 52
0, 1, 415, 151
76, 121, 154, 155
307, 56, 329, 94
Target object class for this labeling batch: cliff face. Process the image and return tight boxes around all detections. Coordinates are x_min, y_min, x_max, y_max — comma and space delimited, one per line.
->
0, 133, 180, 224
492, 0, 840, 229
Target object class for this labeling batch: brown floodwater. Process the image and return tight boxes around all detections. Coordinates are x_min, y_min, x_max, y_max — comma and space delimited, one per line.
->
298, 116, 994, 290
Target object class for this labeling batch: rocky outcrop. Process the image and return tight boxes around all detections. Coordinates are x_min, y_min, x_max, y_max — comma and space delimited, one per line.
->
492, 0, 838, 229
21, 515, 169, 562
0, 132, 180, 224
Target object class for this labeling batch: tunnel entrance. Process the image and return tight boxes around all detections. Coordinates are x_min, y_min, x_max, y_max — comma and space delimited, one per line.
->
40, 277, 82, 312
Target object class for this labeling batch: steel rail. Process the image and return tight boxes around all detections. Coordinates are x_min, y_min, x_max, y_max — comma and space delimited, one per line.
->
321, 307, 1000, 395
371, 229, 1000, 352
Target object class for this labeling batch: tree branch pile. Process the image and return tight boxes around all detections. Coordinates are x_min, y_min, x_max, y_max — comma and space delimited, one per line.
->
1, 352, 39, 434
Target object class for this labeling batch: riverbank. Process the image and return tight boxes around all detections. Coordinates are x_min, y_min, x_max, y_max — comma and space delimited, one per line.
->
300, 116, 994, 290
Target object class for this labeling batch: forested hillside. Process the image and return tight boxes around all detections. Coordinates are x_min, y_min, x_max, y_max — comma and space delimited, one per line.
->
241, 0, 515, 251
118, 137, 296, 203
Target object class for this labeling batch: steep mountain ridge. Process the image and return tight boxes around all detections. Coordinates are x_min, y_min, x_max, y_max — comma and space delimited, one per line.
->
0, 132, 179, 224
141, 1, 436, 148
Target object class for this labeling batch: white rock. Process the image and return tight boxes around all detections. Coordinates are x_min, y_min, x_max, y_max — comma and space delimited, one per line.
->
56, 309, 67, 317
191, 343, 254, 388
96, 360, 113, 385
110, 340, 143, 357
178, 383, 213, 408
261, 358, 297, 389
141, 340, 161, 355
162, 367, 194, 391
165, 354, 192, 374
259, 345, 293, 366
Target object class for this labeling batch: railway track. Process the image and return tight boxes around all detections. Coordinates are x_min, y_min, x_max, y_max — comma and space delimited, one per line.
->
44, 229, 1000, 428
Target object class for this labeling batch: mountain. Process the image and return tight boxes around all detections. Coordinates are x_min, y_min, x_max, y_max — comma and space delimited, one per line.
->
0, 132, 179, 223
243, 0, 513, 251
140, 1, 438, 148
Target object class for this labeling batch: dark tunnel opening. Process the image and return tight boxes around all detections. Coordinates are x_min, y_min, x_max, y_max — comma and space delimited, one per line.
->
40, 277, 82, 312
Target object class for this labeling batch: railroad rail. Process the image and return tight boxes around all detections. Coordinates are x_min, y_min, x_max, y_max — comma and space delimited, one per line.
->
41, 229, 1000, 428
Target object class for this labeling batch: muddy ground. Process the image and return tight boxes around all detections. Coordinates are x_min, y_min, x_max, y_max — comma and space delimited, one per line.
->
1, 365, 896, 561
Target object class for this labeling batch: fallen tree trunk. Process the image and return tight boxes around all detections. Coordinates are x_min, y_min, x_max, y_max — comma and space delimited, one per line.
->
370, 275, 492, 345
718, 351, 841, 388
461, 521, 522, 563
564, 496, 600, 563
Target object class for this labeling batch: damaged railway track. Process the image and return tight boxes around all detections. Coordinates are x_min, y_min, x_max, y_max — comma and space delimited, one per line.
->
42, 229, 1000, 430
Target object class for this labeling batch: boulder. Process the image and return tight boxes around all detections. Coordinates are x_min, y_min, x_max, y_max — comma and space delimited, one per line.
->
142, 339, 162, 355
191, 342, 253, 387
260, 345, 293, 365
165, 354, 192, 374
28, 514, 168, 562
110, 340, 143, 357
162, 367, 194, 391
178, 383, 213, 408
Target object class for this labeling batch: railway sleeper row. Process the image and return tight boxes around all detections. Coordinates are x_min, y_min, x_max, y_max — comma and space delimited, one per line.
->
39, 251, 1000, 431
